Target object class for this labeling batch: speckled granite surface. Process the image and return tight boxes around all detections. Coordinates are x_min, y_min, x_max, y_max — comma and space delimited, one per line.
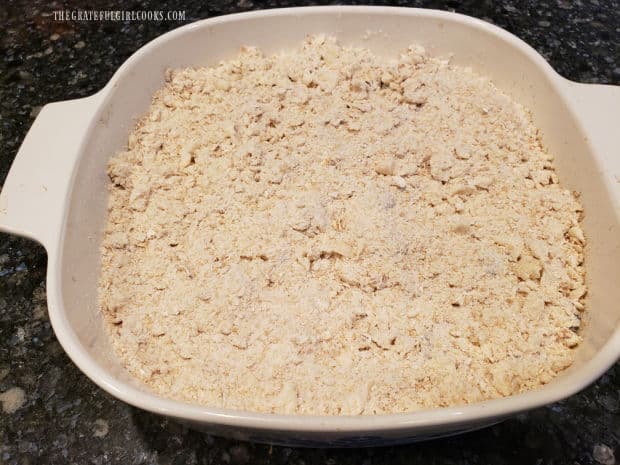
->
0, 0, 619, 463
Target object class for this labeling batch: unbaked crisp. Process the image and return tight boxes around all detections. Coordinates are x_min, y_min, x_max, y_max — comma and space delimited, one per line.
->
99, 35, 586, 415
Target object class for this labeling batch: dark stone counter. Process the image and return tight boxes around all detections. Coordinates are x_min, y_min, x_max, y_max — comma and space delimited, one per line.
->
1, 0, 618, 463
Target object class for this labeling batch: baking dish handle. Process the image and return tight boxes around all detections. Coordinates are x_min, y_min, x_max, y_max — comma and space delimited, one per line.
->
563, 81, 620, 201
0, 93, 103, 251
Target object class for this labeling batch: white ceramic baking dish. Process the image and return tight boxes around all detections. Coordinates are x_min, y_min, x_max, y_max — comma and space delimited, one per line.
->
1, 6, 619, 447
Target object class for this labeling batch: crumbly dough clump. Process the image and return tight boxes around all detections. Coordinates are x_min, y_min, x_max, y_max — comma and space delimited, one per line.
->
100, 35, 586, 415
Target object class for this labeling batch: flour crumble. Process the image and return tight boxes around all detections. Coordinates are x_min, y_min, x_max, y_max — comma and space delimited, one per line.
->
99, 35, 586, 415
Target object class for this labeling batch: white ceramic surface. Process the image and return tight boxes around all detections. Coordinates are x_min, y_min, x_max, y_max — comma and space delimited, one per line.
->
0, 6, 619, 447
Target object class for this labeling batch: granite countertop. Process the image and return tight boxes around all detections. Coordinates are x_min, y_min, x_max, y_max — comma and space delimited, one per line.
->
1, 0, 618, 463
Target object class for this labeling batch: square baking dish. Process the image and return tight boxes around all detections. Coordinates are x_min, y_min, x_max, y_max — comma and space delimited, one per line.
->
1, 6, 619, 447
